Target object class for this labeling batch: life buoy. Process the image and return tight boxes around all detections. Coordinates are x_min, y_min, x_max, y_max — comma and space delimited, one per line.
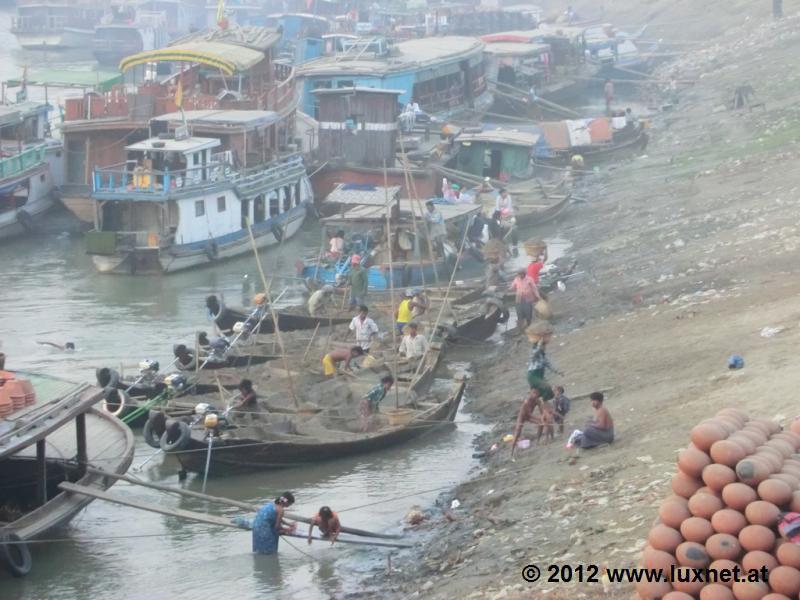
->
204, 242, 219, 261
1, 533, 32, 577
270, 222, 284, 242
143, 411, 167, 449
95, 368, 120, 389
16, 209, 35, 232
101, 388, 128, 418
160, 420, 191, 452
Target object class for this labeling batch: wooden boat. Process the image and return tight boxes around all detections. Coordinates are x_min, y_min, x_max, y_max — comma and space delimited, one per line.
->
158, 333, 454, 474
533, 120, 649, 167
0, 370, 134, 575
208, 295, 352, 335
450, 299, 509, 342
163, 377, 466, 474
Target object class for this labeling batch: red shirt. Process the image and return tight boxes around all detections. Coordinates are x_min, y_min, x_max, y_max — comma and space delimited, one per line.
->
511, 275, 539, 303
527, 261, 544, 284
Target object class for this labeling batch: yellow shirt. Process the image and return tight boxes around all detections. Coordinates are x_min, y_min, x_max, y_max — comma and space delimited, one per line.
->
397, 299, 413, 323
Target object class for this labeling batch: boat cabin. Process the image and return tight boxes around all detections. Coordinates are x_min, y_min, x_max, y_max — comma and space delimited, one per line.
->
453, 129, 540, 180
313, 87, 403, 169
297, 36, 488, 120
265, 13, 331, 64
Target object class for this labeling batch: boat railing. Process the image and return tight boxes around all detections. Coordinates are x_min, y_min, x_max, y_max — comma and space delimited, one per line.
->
0, 145, 47, 180
231, 153, 305, 190
11, 14, 67, 33
93, 158, 232, 198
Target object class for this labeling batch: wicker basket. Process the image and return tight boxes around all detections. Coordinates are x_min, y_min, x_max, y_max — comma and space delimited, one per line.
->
483, 239, 506, 262
386, 408, 415, 426
523, 238, 547, 258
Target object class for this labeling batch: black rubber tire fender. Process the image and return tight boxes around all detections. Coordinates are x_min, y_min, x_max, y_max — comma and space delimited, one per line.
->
270, 221, 284, 242
204, 242, 219, 261
101, 388, 128, 418
1, 533, 32, 577
143, 411, 167, 449
159, 420, 191, 452
95, 367, 120, 389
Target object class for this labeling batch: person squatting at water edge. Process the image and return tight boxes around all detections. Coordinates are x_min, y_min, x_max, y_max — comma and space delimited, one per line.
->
232, 492, 296, 554
307, 506, 342, 546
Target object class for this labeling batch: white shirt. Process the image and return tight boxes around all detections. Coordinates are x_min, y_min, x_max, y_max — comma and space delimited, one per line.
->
399, 333, 428, 358
329, 237, 344, 254
349, 316, 379, 350
495, 193, 513, 215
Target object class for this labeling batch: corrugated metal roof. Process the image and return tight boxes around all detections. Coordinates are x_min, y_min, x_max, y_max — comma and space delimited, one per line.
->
152, 109, 281, 128
456, 130, 540, 147
483, 42, 550, 57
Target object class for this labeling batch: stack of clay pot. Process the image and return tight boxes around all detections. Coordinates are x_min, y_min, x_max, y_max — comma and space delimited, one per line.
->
637, 409, 800, 600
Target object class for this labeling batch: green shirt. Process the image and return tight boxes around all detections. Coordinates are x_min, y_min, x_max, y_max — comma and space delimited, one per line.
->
364, 384, 387, 410
349, 266, 368, 297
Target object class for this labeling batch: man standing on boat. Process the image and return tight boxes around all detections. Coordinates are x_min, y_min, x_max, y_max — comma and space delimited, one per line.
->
360, 375, 395, 432
349, 305, 379, 352
425, 200, 447, 257
348, 255, 368, 307
232, 492, 296, 554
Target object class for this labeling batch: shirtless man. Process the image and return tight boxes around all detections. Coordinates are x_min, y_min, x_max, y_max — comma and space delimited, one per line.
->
510, 389, 543, 458
568, 392, 615, 449
307, 506, 342, 546
322, 346, 364, 377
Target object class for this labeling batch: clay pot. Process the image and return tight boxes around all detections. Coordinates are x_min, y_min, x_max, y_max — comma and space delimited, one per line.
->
789, 419, 800, 436
663, 592, 695, 600
752, 419, 781, 435
680, 517, 715, 543
729, 434, 758, 455
738, 524, 775, 553
741, 550, 778, 573
671, 566, 706, 595
760, 593, 791, 600
690, 492, 725, 519
731, 580, 769, 600
716, 418, 742, 435
699, 584, 736, 600
673, 471, 704, 499
712, 440, 749, 468
772, 431, 800, 450
635, 578, 673, 599
722, 482, 759, 511
643, 546, 677, 572
692, 422, 729, 451
754, 448, 783, 471
776, 541, 800, 568
766, 565, 800, 597
709, 559, 740, 587
711, 509, 748, 536
676, 541, 711, 568
706, 533, 743, 561
757, 479, 793, 506
739, 429, 768, 446
649, 524, 684, 553
679, 447, 713, 478
767, 473, 799, 489
704, 464, 739, 492
790, 491, 800, 513
659, 498, 692, 529
766, 439, 794, 459
736, 458, 771, 486
745, 500, 780, 527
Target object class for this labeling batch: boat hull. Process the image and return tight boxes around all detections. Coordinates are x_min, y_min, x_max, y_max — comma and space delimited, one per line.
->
0, 163, 57, 242
92, 205, 307, 275
171, 381, 466, 474
14, 27, 94, 51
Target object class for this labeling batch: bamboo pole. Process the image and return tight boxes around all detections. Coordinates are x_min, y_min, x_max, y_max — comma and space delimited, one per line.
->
383, 161, 400, 409
246, 219, 298, 407
85, 469, 406, 540
60, 481, 411, 548
301, 322, 321, 364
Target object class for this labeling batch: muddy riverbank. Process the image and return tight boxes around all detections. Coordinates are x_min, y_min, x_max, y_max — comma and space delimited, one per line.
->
351, 7, 800, 599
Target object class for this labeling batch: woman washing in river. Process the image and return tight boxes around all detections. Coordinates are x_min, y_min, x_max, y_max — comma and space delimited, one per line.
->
232, 492, 296, 554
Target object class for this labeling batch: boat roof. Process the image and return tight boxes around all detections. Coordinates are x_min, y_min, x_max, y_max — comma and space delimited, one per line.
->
5, 68, 123, 92
298, 36, 484, 77
152, 109, 281, 129
482, 41, 550, 56
120, 26, 281, 75
127, 136, 221, 153
312, 86, 405, 96
456, 129, 540, 147
266, 12, 331, 23
326, 183, 402, 205
0, 101, 49, 127
323, 199, 480, 223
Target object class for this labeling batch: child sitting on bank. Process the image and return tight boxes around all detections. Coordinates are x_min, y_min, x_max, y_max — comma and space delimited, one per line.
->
537, 400, 555, 445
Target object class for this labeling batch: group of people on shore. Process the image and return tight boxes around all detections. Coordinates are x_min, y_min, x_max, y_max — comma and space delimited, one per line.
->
511, 326, 614, 457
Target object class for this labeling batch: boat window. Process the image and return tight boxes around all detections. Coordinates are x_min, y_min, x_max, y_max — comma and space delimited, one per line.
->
192, 153, 200, 166
217, 196, 226, 212
254, 195, 266, 222
195, 200, 205, 217
269, 193, 280, 218
338, 80, 354, 89
294, 182, 301, 207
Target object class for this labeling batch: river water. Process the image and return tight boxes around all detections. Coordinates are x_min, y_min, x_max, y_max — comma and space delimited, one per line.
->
0, 9, 581, 597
